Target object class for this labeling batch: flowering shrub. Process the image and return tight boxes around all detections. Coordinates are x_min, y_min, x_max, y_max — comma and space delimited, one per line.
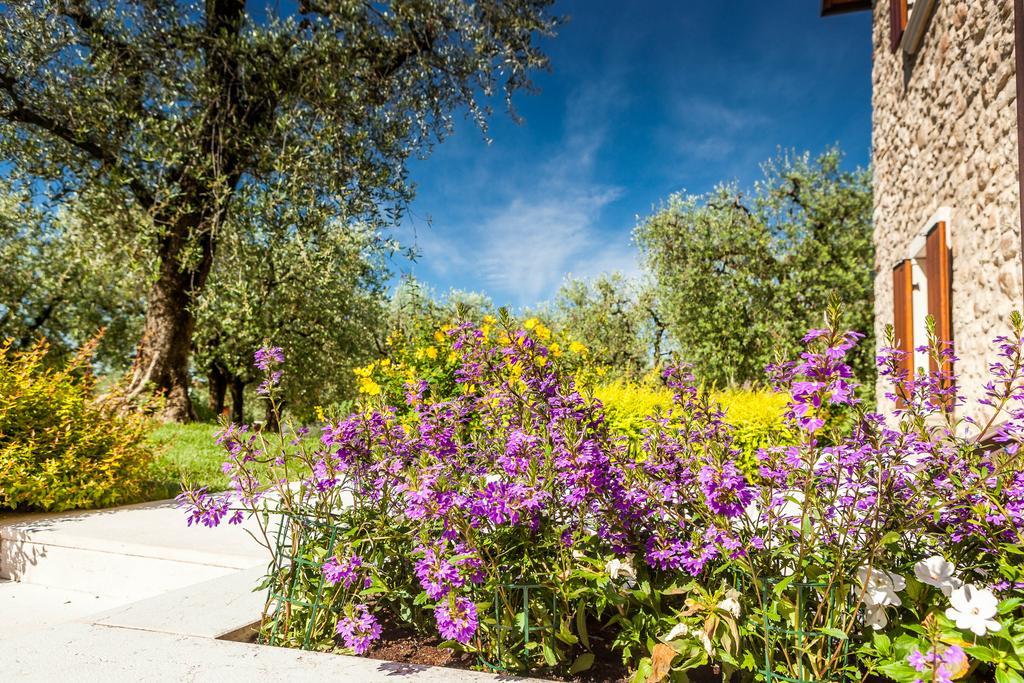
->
352, 313, 597, 410
181, 309, 1024, 682
594, 378, 792, 465
0, 338, 153, 511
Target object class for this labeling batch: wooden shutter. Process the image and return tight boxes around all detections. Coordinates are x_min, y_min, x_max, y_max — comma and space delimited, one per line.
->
892, 260, 914, 382
925, 221, 953, 373
890, 0, 907, 52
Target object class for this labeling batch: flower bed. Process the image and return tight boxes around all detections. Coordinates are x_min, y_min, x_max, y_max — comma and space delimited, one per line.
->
180, 309, 1024, 683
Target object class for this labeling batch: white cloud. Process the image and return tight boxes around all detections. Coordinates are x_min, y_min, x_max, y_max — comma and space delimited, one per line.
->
411, 74, 638, 306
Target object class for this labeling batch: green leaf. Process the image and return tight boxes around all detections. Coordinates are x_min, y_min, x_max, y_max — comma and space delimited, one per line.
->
570, 653, 595, 674
1000, 598, 1024, 615
967, 645, 1000, 663
997, 668, 1024, 683
542, 641, 557, 667
772, 574, 796, 597
818, 627, 847, 640
872, 632, 892, 655
878, 662, 923, 682
576, 603, 591, 650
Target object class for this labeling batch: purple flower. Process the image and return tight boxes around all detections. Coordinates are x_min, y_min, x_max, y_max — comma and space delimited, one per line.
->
335, 604, 381, 655
254, 345, 285, 371
323, 554, 368, 589
176, 488, 231, 528
907, 645, 966, 683
699, 462, 756, 518
435, 596, 478, 644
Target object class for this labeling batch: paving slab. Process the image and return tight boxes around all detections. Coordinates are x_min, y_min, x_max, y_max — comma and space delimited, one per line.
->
0, 498, 267, 567
0, 498, 269, 599
0, 621, 548, 682
91, 565, 266, 639
0, 580, 127, 640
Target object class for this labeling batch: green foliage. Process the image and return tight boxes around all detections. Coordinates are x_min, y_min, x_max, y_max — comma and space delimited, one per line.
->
0, 179, 146, 369
544, 274, 665, 380
0, 338, 153, 511
0, 0, 559, 419
636, 147, 874, 388
192, 213, 389, 422
145, 421, 228, 500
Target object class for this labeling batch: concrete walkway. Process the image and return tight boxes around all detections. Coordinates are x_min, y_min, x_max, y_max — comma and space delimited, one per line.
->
0, 499, 544, 682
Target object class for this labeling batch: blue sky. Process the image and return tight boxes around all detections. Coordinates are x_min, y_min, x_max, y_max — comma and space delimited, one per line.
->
396, 1, 873, 307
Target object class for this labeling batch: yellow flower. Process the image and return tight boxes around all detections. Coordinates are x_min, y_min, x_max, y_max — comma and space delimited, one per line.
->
549, 342, 562, 357
569, 341, 588, 355
534, 323, 551, 341
358, 377, 382, 396
314, 405, 326, 422
434, 330, 446, 344
523, 317, 539, 330
537, 355, 549, 367
425, 346, 438, 360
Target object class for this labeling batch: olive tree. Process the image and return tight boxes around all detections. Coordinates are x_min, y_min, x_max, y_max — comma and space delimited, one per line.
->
636, 148, 874, 387
0, 0, 558, 420
0, 179, 147, 368
192, 194, 389, 424
547, 273, 665, 379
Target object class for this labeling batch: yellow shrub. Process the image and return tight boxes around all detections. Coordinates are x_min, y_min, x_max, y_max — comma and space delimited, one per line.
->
593, 380, 793, 464
0, 339, 153, 511
592, 379, 673, 442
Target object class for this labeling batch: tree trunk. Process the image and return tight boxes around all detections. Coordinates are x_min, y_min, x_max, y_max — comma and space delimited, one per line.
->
229, 376, 245, 424
263, 399, 280, 433
208, 361, 228, 417
127, 217, 214, 422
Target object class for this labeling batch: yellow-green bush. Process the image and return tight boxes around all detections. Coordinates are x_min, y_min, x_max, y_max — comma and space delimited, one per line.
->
0, 339, 153, 511
593, 380, 793, 463
592, 378, 673, 441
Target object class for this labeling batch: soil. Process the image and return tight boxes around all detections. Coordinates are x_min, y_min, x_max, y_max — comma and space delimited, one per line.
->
362, 621, 723, 683
365, 622, 475, 670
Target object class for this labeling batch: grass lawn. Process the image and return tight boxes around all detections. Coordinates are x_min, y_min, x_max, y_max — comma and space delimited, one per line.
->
144, 421, 228, 501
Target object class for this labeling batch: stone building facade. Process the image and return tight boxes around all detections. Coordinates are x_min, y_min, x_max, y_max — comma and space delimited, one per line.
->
828, 0, 1023, 413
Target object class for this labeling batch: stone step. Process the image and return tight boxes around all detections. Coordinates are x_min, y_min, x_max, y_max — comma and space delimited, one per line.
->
0, 580, 129, 640
0, 499, 266, 601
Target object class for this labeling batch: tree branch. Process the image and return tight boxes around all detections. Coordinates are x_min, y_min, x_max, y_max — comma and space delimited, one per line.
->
0, 72, 155, 210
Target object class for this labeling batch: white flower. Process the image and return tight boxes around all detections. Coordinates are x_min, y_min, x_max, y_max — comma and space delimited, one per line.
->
605, 556, 636, 581
864, 604, 889, 630
913, 555, 961, 597
696, 630, 714, 657
856, 567, 906, 608
945, 584, 1002, 636
664, 623, 689, 641
717, 588, 742, 618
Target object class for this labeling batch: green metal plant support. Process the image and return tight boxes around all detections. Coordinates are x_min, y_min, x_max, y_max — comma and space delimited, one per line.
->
758, 579, 851, 683
477, 582, 557, 673
260, 511, 340, 651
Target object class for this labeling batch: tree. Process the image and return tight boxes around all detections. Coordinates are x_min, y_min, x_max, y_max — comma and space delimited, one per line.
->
0, 179, 147, 368
635, 148, 874, 387
192, 198, 388, 424
0, 0, 558, 420
546, 273, 665, 379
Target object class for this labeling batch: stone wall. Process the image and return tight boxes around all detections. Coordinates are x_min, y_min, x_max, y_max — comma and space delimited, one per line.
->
872, 0, 1022, 414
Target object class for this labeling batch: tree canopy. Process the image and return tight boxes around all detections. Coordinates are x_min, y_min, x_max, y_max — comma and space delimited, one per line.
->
0, 0, 558, 419
635, 148, 874, 387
